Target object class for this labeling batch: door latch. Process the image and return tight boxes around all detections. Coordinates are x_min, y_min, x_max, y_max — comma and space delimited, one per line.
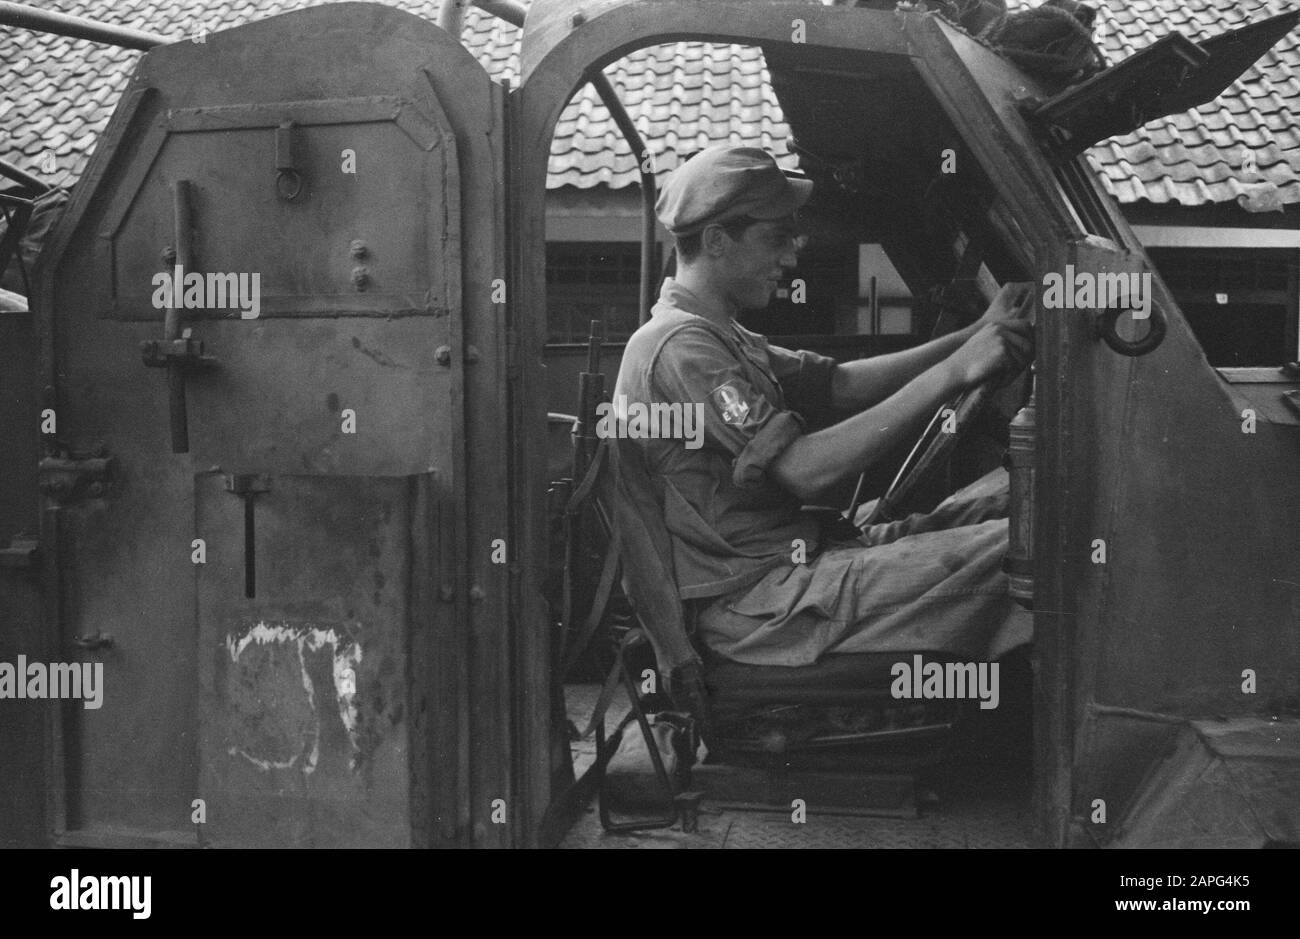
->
225, 474, 271, 598
143, 179, 217, 454
39, 453, 113, 504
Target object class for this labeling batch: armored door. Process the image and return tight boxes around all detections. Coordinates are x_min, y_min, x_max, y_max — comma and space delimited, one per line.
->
33, 5, 515, 847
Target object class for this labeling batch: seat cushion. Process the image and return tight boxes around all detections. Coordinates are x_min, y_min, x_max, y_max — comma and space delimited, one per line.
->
702, 647, 961, 706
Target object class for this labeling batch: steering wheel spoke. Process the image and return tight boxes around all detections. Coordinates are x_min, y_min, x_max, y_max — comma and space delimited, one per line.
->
847, 382, 997, 529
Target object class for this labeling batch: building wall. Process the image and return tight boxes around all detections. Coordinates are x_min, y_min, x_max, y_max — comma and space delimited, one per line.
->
546, 187, 1300, 367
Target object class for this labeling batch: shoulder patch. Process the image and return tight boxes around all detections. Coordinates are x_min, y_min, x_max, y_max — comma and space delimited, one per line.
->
710, 380, 752, 425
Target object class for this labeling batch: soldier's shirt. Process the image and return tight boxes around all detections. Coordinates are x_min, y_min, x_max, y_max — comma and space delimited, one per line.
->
614, 278, 838, 600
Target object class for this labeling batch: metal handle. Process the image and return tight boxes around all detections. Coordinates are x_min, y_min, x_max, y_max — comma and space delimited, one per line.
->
1096, 300, 1167, 357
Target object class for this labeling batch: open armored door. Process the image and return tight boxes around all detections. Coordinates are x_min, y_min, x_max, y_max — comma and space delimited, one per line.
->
1028, 8, 1300, 158
1019, 15, 1300, 845
33, 5, 517, 847
857, 0, 1300, 846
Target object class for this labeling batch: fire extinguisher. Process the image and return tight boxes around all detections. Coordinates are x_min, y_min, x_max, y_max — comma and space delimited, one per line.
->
1005, 372, 1035, 606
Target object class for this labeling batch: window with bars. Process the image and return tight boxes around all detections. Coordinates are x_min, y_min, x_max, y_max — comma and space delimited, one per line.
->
545, 241, 657, 343
738, 242, 874, 338
543, 238, 901, 345
1148, 247, 1299, 367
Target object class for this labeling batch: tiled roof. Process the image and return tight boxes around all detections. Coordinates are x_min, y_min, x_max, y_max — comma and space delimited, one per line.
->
1064, 0, 1300, 208
1, 0, 1297, 208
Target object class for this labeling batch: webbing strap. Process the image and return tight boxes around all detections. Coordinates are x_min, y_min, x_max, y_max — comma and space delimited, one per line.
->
559, 525, 622, 681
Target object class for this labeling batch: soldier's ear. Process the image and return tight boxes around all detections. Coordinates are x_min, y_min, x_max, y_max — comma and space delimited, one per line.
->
701, 223, 731, 258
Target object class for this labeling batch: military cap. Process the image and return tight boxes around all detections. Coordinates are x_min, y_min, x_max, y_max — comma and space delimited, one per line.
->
656, 145, 813, 236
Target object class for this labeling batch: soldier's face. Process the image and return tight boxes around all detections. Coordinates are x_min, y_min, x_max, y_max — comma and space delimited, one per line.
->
720, 218, 803, 310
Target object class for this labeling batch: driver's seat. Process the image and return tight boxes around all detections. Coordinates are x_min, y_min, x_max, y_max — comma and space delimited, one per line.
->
592, 430, 963, 818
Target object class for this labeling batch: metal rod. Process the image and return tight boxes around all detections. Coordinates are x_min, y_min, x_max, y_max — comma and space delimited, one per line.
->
639, 177, 656, 324
0, 191, 35, 209
0, 157, 51, 194
576, 321, 605, 474
438, 0, 524, 35
437, 0, 468, 35
477, 0, 525, 27
243, 496, 256, 598
167, 180, 192, 453
167, 180, 191, 342
585, 318, 604, 375
0, 1, 168, 50
587, 69, 657, 323
870, 274, 879, 335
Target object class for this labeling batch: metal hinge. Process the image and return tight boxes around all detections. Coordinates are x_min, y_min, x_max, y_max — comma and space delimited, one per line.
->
39, 451, 113, 504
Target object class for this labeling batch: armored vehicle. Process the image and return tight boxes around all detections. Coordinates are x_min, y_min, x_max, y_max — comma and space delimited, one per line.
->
1, 0, 1297, 848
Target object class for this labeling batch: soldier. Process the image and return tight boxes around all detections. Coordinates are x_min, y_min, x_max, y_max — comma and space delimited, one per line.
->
614, 144, 1035, 667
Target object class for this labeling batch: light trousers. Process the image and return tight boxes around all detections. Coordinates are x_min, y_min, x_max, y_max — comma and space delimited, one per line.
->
696, 469, 1033, 666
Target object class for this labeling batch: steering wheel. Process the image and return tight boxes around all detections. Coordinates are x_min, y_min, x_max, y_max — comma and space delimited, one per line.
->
848, 270, 1172, 526
845, 283, 1033, 529
848, 381, 999, 528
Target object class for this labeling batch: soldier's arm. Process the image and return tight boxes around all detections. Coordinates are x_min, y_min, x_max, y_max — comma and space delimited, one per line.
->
769, 313, 1032, 501
828, 282, 1036, 411
829, 327, 974, 411
770, 358, 965, 501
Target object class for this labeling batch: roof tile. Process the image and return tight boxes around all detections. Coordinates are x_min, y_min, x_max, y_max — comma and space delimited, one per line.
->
1, 0, 1296, 207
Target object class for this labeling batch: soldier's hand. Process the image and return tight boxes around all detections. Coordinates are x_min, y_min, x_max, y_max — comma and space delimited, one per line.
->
977, 281, 1036, 329
950, 315, 1034, 388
